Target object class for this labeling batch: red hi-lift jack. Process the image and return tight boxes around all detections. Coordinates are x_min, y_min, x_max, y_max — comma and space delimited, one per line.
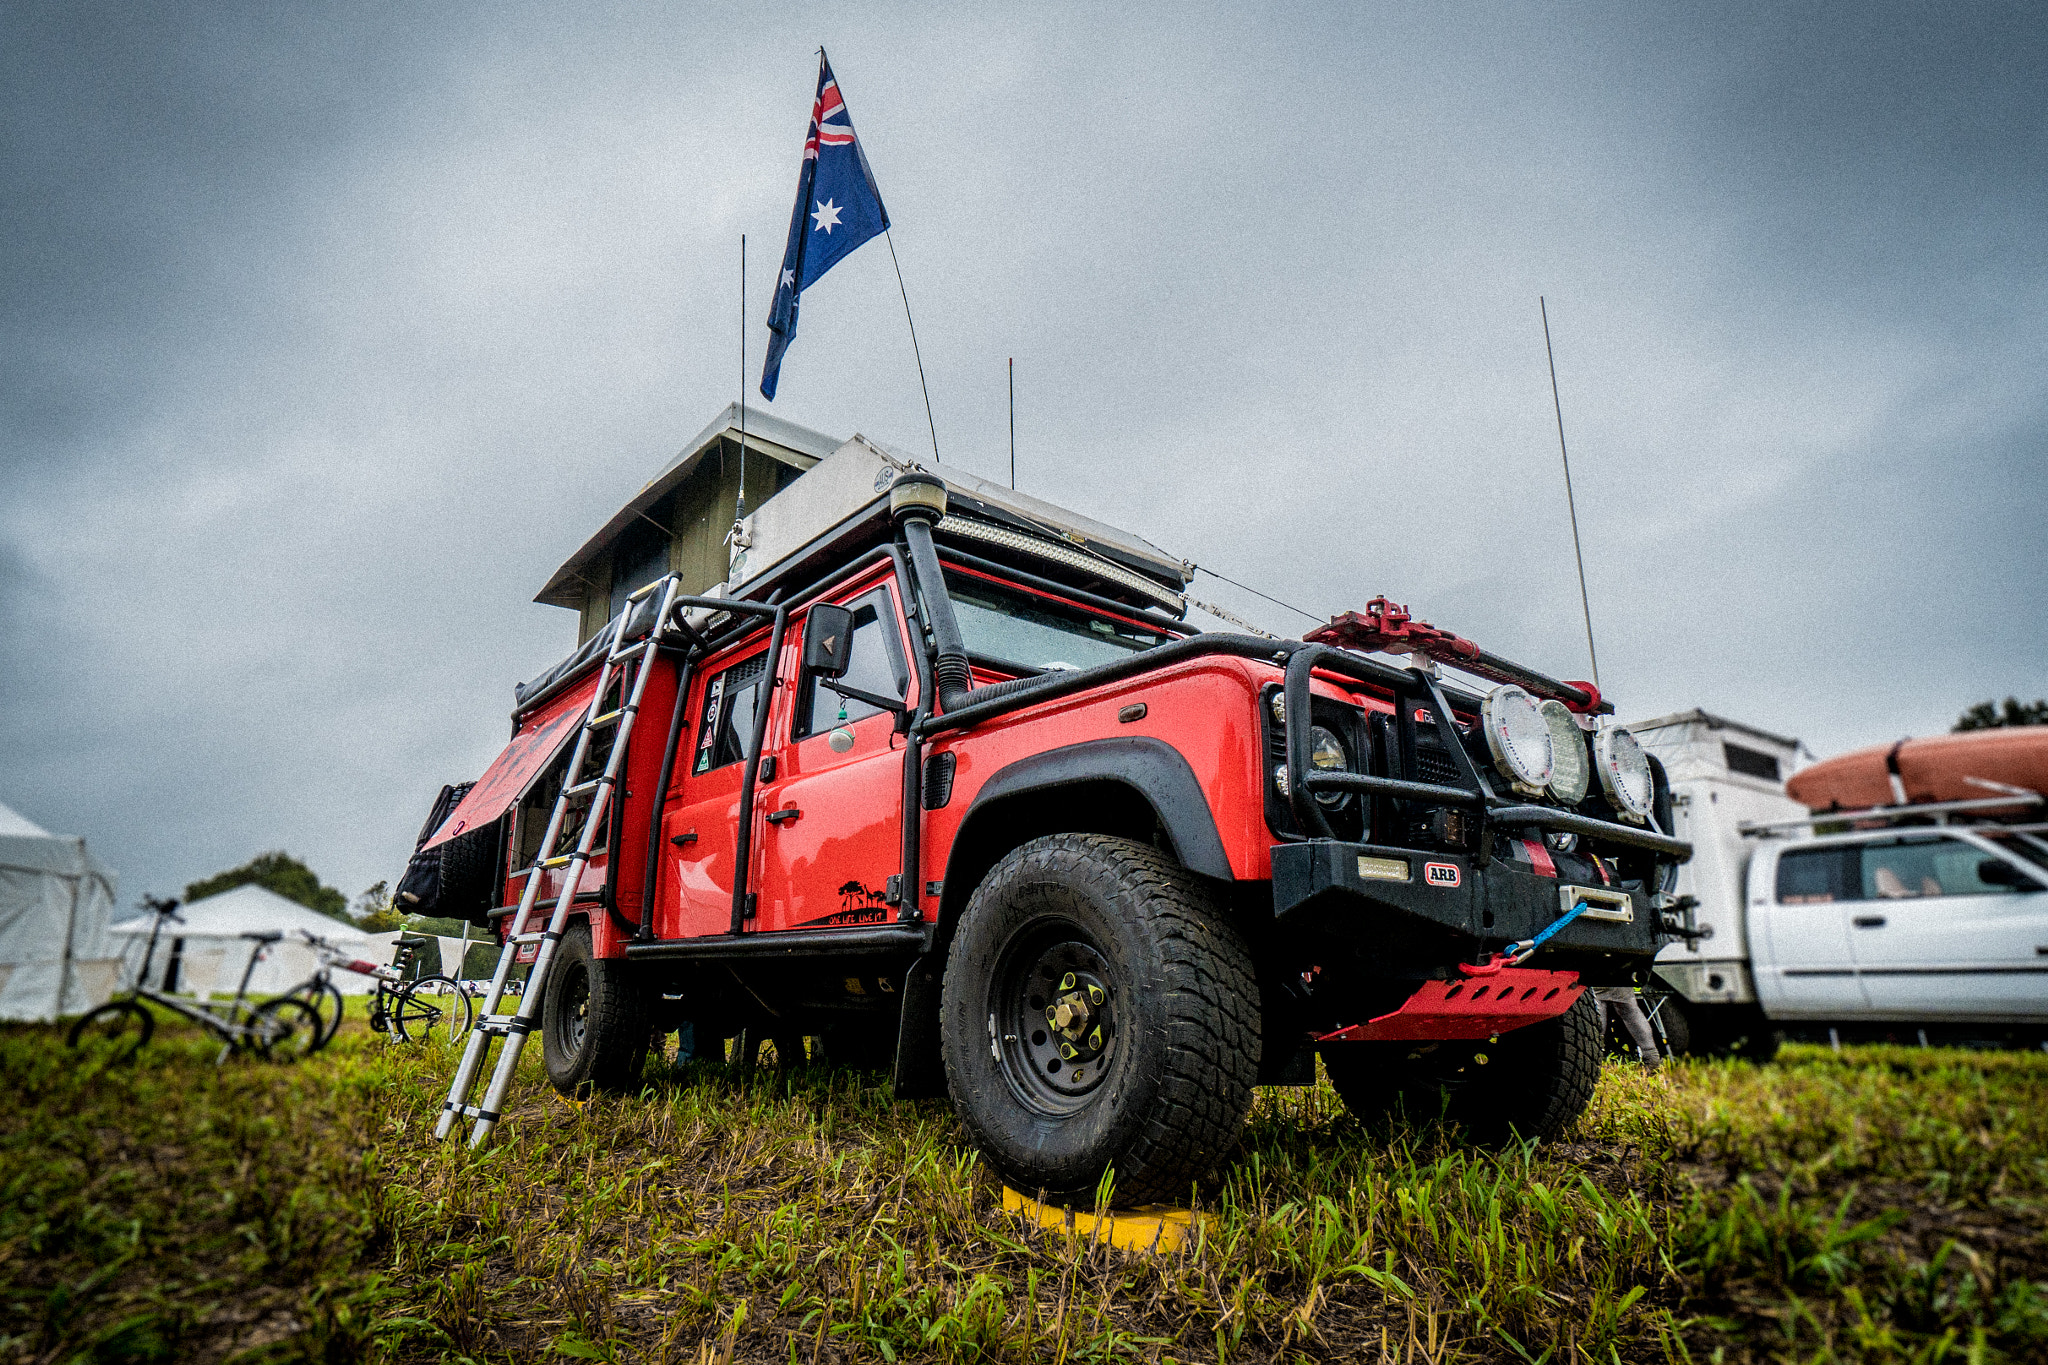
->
1306, 597, 1607, 715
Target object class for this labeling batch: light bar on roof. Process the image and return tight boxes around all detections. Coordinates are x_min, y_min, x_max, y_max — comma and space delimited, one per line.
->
937, 515, 1187, 614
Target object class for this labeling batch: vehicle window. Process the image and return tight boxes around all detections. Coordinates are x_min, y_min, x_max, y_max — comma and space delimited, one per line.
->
1982, 831, 2048, 875
1776, 846, 1861, 904
692, 651, 769, 774
796, 589, 908, 739
1859, 836, 2018, 899
946, 573, 1167, 674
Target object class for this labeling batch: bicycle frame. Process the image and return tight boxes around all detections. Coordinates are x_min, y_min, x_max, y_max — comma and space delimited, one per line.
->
123, 905, 284, 1063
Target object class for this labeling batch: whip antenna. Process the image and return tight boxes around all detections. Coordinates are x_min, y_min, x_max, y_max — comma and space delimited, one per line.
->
1541, 297, 1600, 690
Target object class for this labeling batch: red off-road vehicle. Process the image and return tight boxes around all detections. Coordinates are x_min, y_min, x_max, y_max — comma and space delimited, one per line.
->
406, 467, 1690, 1206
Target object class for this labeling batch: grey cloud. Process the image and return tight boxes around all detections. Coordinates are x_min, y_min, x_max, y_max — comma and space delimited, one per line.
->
3, 1, 2042, 903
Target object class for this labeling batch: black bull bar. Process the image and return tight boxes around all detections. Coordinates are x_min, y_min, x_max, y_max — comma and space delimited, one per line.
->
1273, 645, 1689, 956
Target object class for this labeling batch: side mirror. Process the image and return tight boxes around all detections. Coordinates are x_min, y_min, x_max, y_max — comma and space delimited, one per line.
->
1978, 857, 2043, 892
802, 604, 855, 679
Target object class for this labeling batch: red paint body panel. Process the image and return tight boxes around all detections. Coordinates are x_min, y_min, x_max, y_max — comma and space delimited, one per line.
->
1315, 968, 1583, 1042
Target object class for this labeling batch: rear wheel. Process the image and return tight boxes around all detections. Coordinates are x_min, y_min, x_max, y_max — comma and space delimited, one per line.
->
396, 975, 474, 1047
940, 834, 1260, 1208
67, 1000, 154, 1065
1324, 991, 1602, 1142
540, 924, 649, 1094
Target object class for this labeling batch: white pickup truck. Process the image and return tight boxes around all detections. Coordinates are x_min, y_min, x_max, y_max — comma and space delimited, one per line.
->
1629, 710, 2048, 1057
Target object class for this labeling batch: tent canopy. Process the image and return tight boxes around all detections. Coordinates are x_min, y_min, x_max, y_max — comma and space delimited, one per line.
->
0, 799, 120, 1021
109, 884, 385, 999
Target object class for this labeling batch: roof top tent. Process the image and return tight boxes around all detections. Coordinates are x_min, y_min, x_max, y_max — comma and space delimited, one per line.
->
0, 801, 121, 1021
1622, 709, 1809, 970
516, 406, 1194, 713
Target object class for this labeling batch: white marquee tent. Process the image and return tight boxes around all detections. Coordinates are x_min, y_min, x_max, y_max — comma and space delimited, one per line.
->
0, 800, 122, 1022
111, 884, 402, 998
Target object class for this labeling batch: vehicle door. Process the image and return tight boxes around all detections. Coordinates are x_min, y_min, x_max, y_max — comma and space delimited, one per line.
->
752, 580, 915, 932
1844, 833, 2048, 1020
657, 643, 774, 939
1750, 841, 1870, 1017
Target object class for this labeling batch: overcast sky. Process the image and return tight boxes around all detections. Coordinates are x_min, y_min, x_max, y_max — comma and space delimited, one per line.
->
4, 1, 2043, 907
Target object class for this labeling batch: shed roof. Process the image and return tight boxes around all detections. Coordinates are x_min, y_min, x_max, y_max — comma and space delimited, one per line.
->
534, 404, 842, 609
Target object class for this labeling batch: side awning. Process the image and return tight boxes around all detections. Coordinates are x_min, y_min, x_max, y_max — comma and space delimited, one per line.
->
423, 674, 599, 851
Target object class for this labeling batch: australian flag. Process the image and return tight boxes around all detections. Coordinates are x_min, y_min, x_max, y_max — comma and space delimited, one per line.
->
759, 54, 890, 400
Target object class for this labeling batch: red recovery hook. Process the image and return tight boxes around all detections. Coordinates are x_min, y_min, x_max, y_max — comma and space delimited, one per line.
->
1305, 597, 1605, 714
1314, 967, 1584, 1043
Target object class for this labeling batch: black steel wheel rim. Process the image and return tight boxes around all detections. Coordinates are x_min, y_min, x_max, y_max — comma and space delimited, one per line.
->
990, 918, 1118, 1117
557, 963, 590, 1058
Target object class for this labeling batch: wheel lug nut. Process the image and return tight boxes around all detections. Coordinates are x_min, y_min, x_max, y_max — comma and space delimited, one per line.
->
1060, 972, 1076, 991
1088, 1025, 1103, 1050
1060, 1042, 1077, 1060
1087, 984, 1104, 1005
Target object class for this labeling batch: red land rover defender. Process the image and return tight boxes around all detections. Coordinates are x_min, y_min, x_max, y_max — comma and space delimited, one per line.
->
405, 465, 1690, 1206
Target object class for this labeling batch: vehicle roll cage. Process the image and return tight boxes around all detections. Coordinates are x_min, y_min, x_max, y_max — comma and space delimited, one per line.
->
584, 517, 1687, 956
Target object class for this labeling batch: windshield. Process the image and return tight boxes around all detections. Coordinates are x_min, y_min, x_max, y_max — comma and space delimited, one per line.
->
947, 574, 1168, 673
1981, 830, 2048, 874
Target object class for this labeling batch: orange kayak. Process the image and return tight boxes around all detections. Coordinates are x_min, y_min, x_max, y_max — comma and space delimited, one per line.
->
1787, 727, 2048, 811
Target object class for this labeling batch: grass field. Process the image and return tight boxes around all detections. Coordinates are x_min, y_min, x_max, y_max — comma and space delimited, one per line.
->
4, 1016, 2044, 1364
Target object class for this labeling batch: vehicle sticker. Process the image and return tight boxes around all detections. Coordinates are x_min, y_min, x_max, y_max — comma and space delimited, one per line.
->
1424, 862, 1462, 888
515, 942, 540, 963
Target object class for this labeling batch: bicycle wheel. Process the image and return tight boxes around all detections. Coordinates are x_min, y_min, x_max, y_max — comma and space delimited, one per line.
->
250, 997, 323, 1062
396, 975, 474, 1046
307, 980, 346, 1047
67, 1000, 154, 1064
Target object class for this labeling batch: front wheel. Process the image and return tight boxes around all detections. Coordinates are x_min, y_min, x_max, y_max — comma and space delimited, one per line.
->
67, 1000, 154, 1065
251, 998, 324, 1062
396, 975, 474, 1047
940, 834, 1260, 1208
1324, 990, 1603, 1142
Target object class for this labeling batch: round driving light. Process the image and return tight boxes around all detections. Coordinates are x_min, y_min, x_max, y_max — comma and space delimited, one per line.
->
1309, 725, 1351, 808
1596, 725, 1656, 821
1481, 685, 1554, 790
1539, 700, 1590, 804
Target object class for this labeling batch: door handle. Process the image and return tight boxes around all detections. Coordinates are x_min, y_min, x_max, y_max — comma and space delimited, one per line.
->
765, 808, 801, 825
1853, 915, 1887, 928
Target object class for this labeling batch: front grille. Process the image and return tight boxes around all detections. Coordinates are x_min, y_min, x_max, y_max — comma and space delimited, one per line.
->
1414, 747, 1460, 786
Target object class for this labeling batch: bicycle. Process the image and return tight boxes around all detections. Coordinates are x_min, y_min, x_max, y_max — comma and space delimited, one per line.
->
66, 897, 322, 1066
284, 933, 473, 1048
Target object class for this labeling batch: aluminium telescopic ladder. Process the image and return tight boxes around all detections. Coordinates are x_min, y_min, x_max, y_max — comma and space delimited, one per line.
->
435, 574, 684, 1148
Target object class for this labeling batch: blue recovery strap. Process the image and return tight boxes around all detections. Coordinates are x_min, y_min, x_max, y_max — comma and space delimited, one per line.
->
1507, 898, 1593, 962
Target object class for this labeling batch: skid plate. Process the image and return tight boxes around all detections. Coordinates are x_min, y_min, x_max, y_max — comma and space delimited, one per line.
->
1316, 967, 1583, 1043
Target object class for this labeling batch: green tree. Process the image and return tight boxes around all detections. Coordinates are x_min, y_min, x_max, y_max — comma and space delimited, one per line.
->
184, 852, 351, 922
1954, 697, 2048, 732
354, 879, 403, 931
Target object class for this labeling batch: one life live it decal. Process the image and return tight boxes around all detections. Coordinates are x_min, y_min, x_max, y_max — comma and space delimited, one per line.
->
1423, 861, 1462, 889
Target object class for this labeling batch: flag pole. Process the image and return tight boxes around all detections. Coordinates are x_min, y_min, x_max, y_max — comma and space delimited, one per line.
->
885, 229, 940, 462
738, 234, 747, 518
1541, 296, 1600, 690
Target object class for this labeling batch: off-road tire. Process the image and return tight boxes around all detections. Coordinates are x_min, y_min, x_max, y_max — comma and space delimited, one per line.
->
1650, 991, 1691, 1058
1324, 990, 1602, 1142
541, 923, 650, 1095
940, 834, 1259, 1208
